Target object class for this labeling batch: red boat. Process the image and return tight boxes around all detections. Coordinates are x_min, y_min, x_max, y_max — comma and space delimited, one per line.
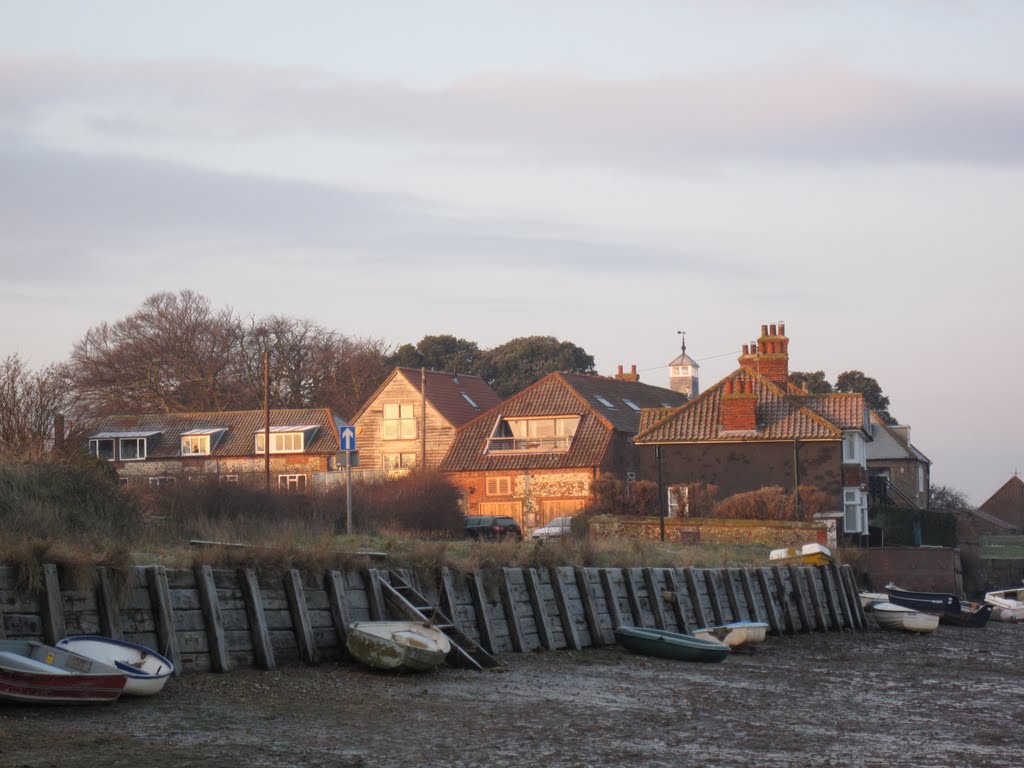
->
0, 639, 128, 703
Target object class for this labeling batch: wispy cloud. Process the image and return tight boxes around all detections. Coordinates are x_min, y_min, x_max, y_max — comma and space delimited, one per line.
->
4, 56, 1024, 169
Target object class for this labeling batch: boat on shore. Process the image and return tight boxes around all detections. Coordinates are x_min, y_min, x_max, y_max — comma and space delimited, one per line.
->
0, 639, 128, 704
346, 621, 451, 671
57, 636, 174, 696
885, 583, 993, 627
870, 602, 940, 633
859, 592, 889, 610
614, 626, 730, 663
768, 543, 833, 567
692, 621, 769, 649
984, 587, 1024, 622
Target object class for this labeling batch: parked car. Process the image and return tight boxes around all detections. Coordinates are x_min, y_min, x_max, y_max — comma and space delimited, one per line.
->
463, 515, 523, 541
531, 516, 574, 541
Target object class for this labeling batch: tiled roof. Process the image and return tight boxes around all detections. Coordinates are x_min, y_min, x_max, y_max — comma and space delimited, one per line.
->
635, 368, 862, 444
979, 475, 1024, 520
88, 408, 343, 458
396, 368, 503, 428
793, 393, 865, 430
866, 412, 931, 464
439, 372, 686, 472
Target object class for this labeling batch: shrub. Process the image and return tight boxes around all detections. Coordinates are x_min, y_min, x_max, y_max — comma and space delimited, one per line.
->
669, 483, 719, 518
713, 485, 824, 522
350, 471, 463, 535
583, 472, 658, 516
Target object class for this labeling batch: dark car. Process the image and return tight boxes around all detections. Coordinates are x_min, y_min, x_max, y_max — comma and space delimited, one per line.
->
463, 515, 523, 541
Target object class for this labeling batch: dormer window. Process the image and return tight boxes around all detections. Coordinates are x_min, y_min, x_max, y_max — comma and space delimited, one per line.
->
88, 430, 160, 462
181, 428, 227, 456
254, 425, 320, 454
485, 415, 580, 453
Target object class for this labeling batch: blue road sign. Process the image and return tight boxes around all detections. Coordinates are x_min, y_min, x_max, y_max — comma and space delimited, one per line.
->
340, 426, 357, 452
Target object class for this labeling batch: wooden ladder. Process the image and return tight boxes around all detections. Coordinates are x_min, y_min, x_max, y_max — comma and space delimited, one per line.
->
378, 572, 500, 671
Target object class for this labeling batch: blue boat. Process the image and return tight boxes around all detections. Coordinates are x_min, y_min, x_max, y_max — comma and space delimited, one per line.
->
885, 583, 993, 628
614, 626, 730, 663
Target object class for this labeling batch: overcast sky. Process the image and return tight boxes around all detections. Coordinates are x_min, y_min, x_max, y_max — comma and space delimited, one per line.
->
2, 1, 1022, 504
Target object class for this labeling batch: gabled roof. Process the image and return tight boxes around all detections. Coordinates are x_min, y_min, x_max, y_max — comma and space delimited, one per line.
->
88, 408, 344, 458
349, 367, 502, 428
668, 352, 699, 369
979, 474, 1024, 520
635, 368, 862, 444
866, 411, 931, 464
439, 372, 687, 472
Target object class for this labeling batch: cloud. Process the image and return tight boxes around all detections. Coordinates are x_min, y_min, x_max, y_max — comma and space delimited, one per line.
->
3, 56, 1024, 169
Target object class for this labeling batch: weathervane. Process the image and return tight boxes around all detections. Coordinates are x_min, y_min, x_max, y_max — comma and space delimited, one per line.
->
677, 330, 686, 356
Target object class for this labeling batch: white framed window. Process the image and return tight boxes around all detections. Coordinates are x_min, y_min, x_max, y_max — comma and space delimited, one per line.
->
148, 476, 175, 487
383, 453, 417, 470
382, 403, 417, 440
255, 431, 304, 453
278, 474, 307, 492
181, 435, 211, 456
89, 438, 115, 461
844, 488, 864, 533
917, 465, 926, 493
842, 432, 865, 465
120, 437, 147, 461
622, 399, 641, 411
486, 416, 580, 453
486, 476, 512, 496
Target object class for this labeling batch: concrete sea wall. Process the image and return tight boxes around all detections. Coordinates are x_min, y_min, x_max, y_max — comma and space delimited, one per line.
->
0, 562, 867, 674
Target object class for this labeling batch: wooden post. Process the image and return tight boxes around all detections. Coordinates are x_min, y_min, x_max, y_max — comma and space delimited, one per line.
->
623, 568, 646, 628
326, 570, 353, 653
739, 569, 764, 625
723, 569, 744, 622
467, 571, 496, 654
820, 566, 844, 630
147, 566, 182, 675
285, 569, 318, 664
196, 565, 231, 672
703, 569, 726, 626
664, 569, 691, 634
599, 569, 624, 630
787, 565, 813, 632
96, 567, 123, 640
805, 568, 829, 632
841, 565, 868, 630
439, 567, 459, 626
524, 569, 554, 650
828, 563, 855, 630
41, 564, 66, 646
683, 567, 709, 629
500, 568, 527, 653
642, 568, 667, 630
550, 568, 581, 651
756, 568, 783, 635
240, 567, 276, 671
574, 567, 604, 646
771, 566, 796, 634
366, 569, 387, 621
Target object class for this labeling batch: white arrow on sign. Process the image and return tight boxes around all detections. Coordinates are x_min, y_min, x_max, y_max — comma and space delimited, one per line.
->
340, 427, 356, 452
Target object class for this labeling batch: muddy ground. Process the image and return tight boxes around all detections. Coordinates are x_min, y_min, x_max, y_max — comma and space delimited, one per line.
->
1, 620, 1021, 768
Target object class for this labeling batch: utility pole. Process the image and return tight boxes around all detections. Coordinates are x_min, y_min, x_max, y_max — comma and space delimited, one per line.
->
421, 367, 427, 470
264, 349, 270, 493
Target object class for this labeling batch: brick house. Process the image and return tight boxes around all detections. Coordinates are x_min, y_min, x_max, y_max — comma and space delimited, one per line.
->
86, 408, 348, 492
438, 370, 688, 532
634, 323, 873, 538
348, 367, 503, 476
866, 410, 931, 509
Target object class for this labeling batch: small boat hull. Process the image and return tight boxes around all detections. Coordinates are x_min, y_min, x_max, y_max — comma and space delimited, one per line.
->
57, 636, 174, 696
871, 602, 939, 633
859, 592, 889, 610
769, 543, 833, 567
614, 626, 730, 662
984, 589, 1024, 622
692, 621, 769, 649
885, 583, 993, 627
0, 640, 128, 703
346, 621, 451, 671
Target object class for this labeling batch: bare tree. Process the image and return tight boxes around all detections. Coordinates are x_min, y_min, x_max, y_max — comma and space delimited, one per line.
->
0, 354, 77, 456
68, 291, 242, 415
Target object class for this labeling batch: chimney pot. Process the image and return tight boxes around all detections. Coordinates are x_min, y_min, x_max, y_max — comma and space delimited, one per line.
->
779, 321, 786, 336
770, 324, 777, 336
617, 365, 623, 375
761, 324, 768, 336
631, 364, 637, 374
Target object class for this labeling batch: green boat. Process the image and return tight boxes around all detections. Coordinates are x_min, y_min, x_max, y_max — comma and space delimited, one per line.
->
614, 626, 730, 663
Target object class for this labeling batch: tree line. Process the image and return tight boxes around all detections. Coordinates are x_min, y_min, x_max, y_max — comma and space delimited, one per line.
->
0, 290, 596, 454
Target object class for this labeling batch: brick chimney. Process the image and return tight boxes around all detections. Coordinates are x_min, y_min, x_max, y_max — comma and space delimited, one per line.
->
615, 364, 640, 382
720, 377, 757, 432
738, 321, 789, 389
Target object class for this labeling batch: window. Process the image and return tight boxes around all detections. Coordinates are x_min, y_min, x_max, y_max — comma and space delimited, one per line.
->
278, 474, 308, 492
382, 403, 416, 440
844, 489, 864, 533
181, 435, 210, 455
461, 392, 478, 408
120, 437, 147, 461
148, 477, 176, 487
383, 453, 417, 470
595, 395, 616, 409
254, 426, 318, 454
486, 476, 512, 495
842, 432, 864, 465
486, 416, 580, 453
622, 399, 641, 411
89, 438, 115, 461
918, 465, 926, 493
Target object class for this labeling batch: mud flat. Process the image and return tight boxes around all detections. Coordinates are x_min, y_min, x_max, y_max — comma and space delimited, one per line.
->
1, 621, 1020, 767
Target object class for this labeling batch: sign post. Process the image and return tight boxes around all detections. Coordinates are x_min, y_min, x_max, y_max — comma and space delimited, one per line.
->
339, 427, 358, 535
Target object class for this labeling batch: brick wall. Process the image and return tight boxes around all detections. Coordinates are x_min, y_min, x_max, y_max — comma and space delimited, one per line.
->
588, 516, 828, 547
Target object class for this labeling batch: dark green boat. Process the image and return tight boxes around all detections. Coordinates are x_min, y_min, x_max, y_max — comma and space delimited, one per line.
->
614, 626, 730, 663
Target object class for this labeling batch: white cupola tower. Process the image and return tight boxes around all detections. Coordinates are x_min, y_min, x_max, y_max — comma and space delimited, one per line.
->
668, 331, 699, 399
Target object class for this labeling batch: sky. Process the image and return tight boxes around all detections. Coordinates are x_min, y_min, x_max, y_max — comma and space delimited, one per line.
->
2, 1, 1022, 504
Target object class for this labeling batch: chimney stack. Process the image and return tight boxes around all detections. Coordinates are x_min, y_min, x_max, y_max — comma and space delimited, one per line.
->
720, 376, 757, 432
615, 364, 640, 382
738, 321, 790, 388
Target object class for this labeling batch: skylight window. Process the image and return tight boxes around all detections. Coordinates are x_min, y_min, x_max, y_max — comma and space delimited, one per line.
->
595, 395, 616, 409
622, 399, 641, 411
461, 392, 479, 408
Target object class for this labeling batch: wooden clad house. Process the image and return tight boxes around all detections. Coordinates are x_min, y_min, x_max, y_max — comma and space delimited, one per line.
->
348, 368, 503, 475
439, 370, 688, 532
86, 407, 348, 492
634, 323, 874, 539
